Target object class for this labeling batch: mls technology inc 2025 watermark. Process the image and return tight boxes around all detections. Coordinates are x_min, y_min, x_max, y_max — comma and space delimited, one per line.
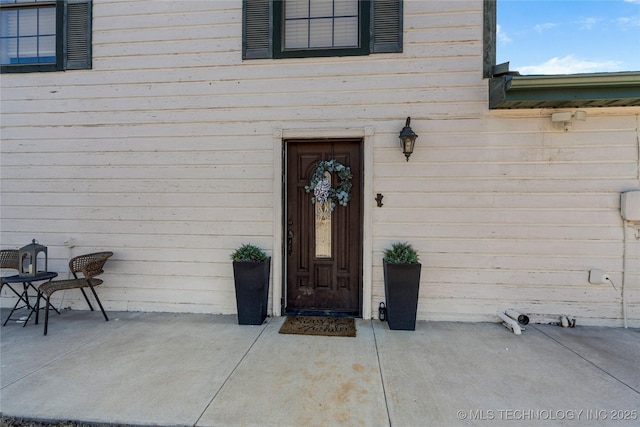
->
456, 409, 638, 422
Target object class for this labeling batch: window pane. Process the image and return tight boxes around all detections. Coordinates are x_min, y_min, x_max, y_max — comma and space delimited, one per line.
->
1, 37, 17, 64
309, 18, 333, 48
1, 9, 17, 37
285, 20, 309, 49
38, 34, 55, 59
19, 35, 37, 60
0, 4, 56, 65
18, 8, 38, 36
334, 0, 358, 16
310, 0, 332, 18
334, 17, 358, 47
286, 0, 309, 19
1, 0, 53, 4
38, 6, 55, 35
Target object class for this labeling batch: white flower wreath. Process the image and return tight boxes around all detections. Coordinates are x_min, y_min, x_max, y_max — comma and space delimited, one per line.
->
304, 159, 353, 212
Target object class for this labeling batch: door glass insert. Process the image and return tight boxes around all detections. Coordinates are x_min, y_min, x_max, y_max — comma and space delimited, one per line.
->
315, 171, 332, 258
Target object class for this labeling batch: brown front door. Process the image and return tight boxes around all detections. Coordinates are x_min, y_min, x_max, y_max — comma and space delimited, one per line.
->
285, 139, 362, 316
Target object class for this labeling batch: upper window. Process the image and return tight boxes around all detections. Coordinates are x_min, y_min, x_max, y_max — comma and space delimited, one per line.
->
1, 0, 92, 73
279, 0, 364, 56
1, 0, 56, 65
243, 0, 402, 59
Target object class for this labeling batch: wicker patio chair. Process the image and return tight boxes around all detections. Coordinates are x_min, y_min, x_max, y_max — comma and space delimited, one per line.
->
1, 249, 23, 324
36, 251, 113, 335
0, 249, 20, 314
1, 249, 20, 278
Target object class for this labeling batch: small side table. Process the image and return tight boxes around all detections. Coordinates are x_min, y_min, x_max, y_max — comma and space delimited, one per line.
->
2, 272, 59, 327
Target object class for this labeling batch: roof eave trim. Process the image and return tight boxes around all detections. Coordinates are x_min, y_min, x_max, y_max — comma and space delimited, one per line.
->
489, 72, 640, 109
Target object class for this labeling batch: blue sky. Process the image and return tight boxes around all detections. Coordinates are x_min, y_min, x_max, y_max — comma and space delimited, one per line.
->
497, 0, 640, 74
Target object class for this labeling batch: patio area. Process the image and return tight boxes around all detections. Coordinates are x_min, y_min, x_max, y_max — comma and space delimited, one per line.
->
1, 309, 638, 426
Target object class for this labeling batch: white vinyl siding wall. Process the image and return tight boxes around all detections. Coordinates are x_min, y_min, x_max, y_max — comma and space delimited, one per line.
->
1, 0, 639, 326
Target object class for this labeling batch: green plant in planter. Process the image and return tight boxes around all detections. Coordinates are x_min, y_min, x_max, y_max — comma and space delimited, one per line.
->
231, 243, 268, 263
383, 242, 421, 330
383, 242, 420, 264
231, 244, 270, 325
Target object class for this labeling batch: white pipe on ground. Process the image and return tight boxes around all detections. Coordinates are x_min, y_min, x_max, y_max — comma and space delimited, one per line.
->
505, 309, 529, 325
497, 310, 522, 335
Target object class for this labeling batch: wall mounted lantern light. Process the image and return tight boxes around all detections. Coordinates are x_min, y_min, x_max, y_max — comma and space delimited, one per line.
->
399, 117, 418, 161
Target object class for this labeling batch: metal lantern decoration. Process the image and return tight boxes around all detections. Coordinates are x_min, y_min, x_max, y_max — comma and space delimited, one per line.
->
399, 116, 418, 161
18, 239, 48, 278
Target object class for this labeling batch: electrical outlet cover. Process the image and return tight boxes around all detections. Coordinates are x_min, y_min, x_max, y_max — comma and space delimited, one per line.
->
589, 269, 609, 285
621, 191, 640, 221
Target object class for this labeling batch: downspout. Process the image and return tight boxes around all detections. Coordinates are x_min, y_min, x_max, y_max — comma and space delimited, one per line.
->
622, 114, 640, 329
622, 221, 630, 328
623, 115, 640, 328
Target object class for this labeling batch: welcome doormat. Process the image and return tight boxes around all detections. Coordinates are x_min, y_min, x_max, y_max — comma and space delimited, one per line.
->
279, 316, 356, 337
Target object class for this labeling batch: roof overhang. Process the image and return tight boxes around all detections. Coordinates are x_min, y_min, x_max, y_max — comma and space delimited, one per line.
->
489, 72, 640, 109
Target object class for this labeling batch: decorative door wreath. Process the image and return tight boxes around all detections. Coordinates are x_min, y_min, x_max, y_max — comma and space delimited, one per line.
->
304, 159, 353, 212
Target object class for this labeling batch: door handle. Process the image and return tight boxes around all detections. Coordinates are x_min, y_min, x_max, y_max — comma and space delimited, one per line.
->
287, 230, 294, 256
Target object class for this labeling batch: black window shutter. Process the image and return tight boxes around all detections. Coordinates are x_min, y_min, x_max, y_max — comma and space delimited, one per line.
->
64, 0, 92, 70
243, 0, 272, 59
372, 0, 402, 53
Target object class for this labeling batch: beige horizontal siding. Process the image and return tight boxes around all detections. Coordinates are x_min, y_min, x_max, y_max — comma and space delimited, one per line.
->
1, 1, 639, 326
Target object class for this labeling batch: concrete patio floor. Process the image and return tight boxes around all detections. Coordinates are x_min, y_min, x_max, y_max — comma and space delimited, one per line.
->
1, 309, 638, 426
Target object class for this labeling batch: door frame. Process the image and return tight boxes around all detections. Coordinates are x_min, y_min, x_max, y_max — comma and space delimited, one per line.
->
272, 127, 375, 319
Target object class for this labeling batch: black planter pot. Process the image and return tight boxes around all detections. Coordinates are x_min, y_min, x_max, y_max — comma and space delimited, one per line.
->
232, 257, 271, 325
383, 260, 421, 330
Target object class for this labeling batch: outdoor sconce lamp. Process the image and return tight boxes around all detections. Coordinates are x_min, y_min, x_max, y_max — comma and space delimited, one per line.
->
18, 239, 48, 278
399, 117, 418, 161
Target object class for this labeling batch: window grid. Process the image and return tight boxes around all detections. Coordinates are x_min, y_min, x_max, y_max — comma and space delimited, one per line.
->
1, 0, 56, 65
284, 0, 359, 50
